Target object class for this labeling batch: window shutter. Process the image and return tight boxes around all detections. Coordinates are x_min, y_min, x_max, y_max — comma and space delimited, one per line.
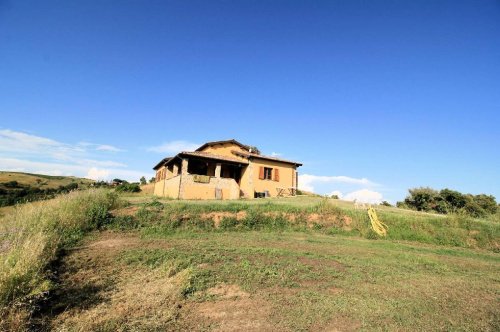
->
274, 168, 280, 182
259, 166, 265, 180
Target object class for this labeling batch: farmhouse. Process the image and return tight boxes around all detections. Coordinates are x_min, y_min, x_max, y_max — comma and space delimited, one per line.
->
153, 139, 302, 199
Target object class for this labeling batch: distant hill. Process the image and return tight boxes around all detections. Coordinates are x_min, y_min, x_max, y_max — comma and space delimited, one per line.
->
0, 171, 95, 207
0, 171, 94, 189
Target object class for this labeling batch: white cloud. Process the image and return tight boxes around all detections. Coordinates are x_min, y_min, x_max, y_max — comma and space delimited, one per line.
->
0, 129, 84, 158
95, 144, 123, 152
35, 169, 64, 176
86, 167, 110, 180
328, 190, 344, 199
147, 140, 199, 154
298, 174, 375, 192
0, 129, 147, 182
0, 157, 149, 182
344, 189, 384, 204
271, 152, 282, 157
0, 129, 124, 159
77, 159, 127, 168
1, 157, 89, 177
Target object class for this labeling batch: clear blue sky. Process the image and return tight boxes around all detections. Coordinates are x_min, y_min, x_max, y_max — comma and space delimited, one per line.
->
1, 0, 499, 203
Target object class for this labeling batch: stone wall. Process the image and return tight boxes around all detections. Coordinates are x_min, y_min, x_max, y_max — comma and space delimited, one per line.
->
180, 174, 240, 200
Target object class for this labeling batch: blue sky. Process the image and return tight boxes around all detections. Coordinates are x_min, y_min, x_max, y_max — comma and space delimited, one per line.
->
1, 0, 499, 203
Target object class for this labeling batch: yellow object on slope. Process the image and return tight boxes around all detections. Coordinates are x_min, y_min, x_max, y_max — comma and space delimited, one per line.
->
367, 206, 388, 236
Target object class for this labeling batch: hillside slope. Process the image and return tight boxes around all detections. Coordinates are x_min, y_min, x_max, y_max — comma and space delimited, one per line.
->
0, 171, 95, 209
0, 171, 94, 189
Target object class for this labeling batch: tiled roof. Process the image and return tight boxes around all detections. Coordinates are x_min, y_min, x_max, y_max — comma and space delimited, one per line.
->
195, 139, 250, 152
153, 157, 172, 170
179, 151, 249, 164
231, 150, 302, 166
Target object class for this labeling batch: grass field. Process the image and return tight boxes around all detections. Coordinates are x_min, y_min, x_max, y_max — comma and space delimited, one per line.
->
1, 192, 499, 331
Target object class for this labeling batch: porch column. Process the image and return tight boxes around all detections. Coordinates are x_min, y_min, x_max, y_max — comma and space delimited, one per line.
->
215, 163, 221, 178
181, 158, 188, 175
296, 171, 299, 191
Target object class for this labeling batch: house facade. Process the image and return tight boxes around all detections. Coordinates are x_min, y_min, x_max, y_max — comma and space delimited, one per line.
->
153, 139, 302, 200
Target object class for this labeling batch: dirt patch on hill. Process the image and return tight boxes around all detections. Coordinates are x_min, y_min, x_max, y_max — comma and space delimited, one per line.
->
201, 211, 247, 227
112, 205, 139, 216
0, 239, 10, 253
298, 256, 346, 271
207, 283, 250, 299
187, 293, 275, 332
87, 235, 141, 250
310, 316, 362, 332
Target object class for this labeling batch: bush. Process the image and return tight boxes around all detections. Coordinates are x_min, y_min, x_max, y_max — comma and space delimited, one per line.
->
473, 194, 497, 214
219, 217, 239, 229
106, 215, 139, 230
116, 183, 141, 193
398, 187, 498, 218
403, 187, 439, 212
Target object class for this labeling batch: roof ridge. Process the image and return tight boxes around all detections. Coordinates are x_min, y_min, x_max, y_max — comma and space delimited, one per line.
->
231, 149, 302, 166
195, 139, 250, 152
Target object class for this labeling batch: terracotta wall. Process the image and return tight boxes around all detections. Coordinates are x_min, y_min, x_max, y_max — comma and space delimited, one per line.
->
251, 159, 296, 197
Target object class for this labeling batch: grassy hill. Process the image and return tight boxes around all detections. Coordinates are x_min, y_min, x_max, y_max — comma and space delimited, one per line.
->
0, 171, 95, 209
0, 171, 94, 189
1, 192, 499, 331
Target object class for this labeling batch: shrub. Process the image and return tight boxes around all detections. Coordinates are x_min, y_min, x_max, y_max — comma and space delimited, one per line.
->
403, 187, 439, 212
473, 194, 497, 214
106, 215, 139, 230
116, 183, 141, 193
399, 187, 498, 218
219, 217, 239, 229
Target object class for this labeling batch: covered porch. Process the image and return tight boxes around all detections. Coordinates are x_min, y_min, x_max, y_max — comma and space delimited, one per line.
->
154, 152, 248, 200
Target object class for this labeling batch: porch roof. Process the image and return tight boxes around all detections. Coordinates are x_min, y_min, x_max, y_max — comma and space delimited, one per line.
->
153, 157, 172, 170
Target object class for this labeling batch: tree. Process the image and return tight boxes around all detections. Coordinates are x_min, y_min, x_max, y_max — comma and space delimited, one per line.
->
398, 186, 498, 218
439, 189, 467, 213
149, 177, 155, 184
473, 194, 497, 214
140, 176, 147, 185
248, 145, 261, 155
403, 187, 439, 211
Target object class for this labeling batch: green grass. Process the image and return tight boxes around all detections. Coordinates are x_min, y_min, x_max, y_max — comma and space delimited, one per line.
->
115, 195, 500, 251
115, 231, 500, 331
3, 192, 499, 331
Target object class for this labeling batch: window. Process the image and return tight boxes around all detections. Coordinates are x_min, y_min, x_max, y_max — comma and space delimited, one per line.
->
264, 167, 273, 180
